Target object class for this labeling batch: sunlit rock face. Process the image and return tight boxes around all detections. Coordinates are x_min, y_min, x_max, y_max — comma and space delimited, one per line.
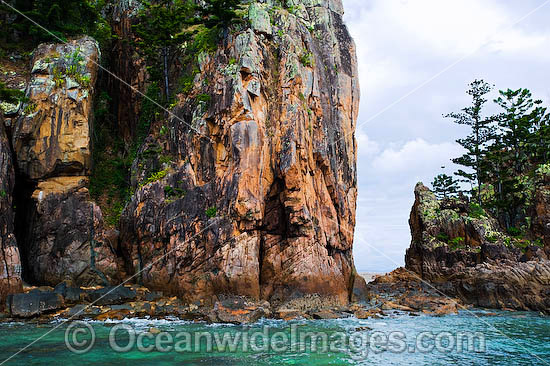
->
13, 36, 99, 180
120, 0, 360, 304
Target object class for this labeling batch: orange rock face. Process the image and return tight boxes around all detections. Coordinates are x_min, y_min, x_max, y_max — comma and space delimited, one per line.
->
120, 1, 360, 304
13, 37, 99, 180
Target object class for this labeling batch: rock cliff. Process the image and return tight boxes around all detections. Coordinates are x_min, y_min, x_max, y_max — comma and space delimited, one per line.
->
406, 183, 550, 311
120, 0, 360, 304
0, 0, 360, 305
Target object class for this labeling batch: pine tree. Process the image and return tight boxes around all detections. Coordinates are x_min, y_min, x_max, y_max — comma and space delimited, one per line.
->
445, 79, 494, 205
431, 173, 460, 199
494, 88, 546, 175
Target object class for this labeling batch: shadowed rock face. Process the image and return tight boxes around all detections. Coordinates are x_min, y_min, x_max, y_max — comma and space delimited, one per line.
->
120, 0, 360, 304
22, 177, 121, 286
0, 114, 22, 299
406, 183, 550, 312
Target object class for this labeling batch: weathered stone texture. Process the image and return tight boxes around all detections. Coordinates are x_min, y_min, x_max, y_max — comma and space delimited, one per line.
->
13, 36, 99, 180
406, 183, 550, 311
120, 0, 360, 304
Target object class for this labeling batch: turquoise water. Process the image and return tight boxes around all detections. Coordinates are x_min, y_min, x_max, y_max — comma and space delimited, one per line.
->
0, 310, 548, 365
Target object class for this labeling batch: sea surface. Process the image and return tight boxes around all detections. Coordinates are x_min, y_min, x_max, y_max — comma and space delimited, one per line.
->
0, 310, 548, 365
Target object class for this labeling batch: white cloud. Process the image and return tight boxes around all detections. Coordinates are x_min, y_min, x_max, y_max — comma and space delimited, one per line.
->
371, 138, 463, 177
356, 128, 380, 157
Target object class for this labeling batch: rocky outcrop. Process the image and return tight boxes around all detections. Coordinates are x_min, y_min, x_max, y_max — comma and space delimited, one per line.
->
406, 183, 550, 312
9, 37, 117, 287
13, 36, 99, 180
0, 115, 22, 300
120, 0, 360, 304
2, 0, 360, 308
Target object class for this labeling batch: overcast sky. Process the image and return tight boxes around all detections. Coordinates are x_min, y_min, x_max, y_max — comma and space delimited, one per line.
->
342, 0, 550, 272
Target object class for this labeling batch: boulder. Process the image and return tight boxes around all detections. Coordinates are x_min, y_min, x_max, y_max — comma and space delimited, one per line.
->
54, 282, 84, 303
85, 286, 137, 306
7, 291, 64, 318
350, 273, 370, 303
207, 297, 270, 324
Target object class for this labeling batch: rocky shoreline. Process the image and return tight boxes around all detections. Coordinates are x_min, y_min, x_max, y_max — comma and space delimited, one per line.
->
0, 269, 471, 325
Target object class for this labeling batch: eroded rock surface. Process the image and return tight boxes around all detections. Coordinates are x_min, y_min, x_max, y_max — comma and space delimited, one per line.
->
406, 183, 550, 312
13, 36, 99, 180
120, 0, 360, 304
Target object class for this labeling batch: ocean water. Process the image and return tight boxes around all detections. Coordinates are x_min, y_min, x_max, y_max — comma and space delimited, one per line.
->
0, 310, 548, 365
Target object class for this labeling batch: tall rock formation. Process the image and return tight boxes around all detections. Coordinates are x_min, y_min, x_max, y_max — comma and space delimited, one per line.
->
120, 0, 360, 303
12, 37, 119, 286
406, 183, 550, 311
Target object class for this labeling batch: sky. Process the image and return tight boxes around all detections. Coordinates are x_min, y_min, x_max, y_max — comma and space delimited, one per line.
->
342, 0, 550, 272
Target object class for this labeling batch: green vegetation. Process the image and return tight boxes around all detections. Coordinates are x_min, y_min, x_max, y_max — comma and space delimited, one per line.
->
299, 50, 314, 67
436, 232, 450, 242
205, 206, 217, 218
49, 49, 91, 89
196, 93, 211, 104
0, 190, 6, 198
89, 92, 132, 227
164, 185, 186, 199
468, 203, 487, 219
431, 173, 459, 199
140, 168, 169, 188
445, 80, 494, 206
438, 81, 550, 230
0, 81, 24, 104
1, 0, 112, 49
448, 237, 465, 251
134, 0, 242, 98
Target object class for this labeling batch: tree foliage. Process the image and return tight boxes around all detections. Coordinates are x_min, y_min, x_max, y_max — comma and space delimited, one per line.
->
2, 0, 111, 47
0, 81, 24, 104
431, 173, 460, 199
445, 79, 494, 205
133, 0, 242, 99
439, 81, 550, 230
